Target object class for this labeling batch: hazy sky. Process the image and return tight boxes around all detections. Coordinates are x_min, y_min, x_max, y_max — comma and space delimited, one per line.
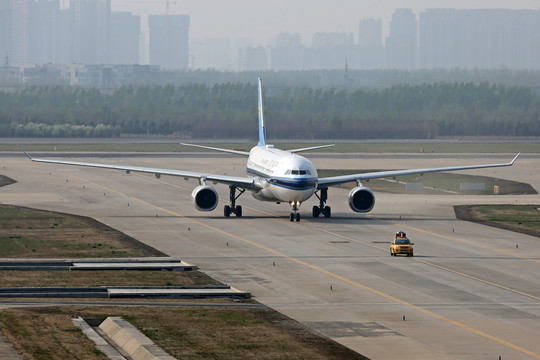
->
112, 0, 540, 45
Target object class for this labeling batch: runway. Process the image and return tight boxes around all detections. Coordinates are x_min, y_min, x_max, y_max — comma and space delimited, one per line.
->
1, 151, 540, 359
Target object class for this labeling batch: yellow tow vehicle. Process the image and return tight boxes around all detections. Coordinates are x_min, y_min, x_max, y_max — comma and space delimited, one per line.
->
390, 231, 414, 257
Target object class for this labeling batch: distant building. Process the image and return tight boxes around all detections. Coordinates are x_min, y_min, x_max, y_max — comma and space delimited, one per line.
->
28, 0, 59, 65
311, 32, 356, 70
148, 14, 190, 69
0, 0, 12, 65
386, 9, 417, 69
271, 33, 303, 71
191, 37, 231, 70
419, 8, 540, 70
11, 0, 30, 66
110, 12, 140, 65
358, 18, 384, 69
70, 0, 111, 64
240, 46, 267, 71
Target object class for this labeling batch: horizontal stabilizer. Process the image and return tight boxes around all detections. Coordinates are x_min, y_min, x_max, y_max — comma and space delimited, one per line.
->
180, 143, 250, 156
289, 144, 335, 153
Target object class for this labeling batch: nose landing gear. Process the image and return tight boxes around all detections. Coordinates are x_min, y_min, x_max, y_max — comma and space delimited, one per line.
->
290, 201, 301, 222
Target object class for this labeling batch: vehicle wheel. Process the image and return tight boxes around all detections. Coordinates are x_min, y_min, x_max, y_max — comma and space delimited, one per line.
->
290, 213, 294, 222
235, 205, 242, 217
224, 205, 231, 217
324, 206, 331, 218
312, 206, 320, 217
296, 213, 300, 222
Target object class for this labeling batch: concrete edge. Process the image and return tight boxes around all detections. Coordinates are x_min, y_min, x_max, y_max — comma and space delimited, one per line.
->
99, 317, 176, 360
72, 316, 127, 360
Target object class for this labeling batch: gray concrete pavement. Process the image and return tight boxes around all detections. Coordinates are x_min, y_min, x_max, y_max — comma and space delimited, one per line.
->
1, 152, 540, 359
0, 330, 24, 360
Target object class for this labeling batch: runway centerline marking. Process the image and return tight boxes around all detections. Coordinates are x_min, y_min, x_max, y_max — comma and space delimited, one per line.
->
68, 172, 540, 358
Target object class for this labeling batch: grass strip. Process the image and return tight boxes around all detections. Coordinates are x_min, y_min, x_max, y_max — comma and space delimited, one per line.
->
455, 204, 540, 238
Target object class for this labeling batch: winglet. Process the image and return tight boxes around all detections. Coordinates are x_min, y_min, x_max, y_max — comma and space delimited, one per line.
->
22, 149, 33, 160
257, 77, 266, 147
510, 153, 520, 165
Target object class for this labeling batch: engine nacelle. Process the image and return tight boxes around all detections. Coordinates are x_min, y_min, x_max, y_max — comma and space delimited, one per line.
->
348, 186, 375, 213
191, 185, 219, 211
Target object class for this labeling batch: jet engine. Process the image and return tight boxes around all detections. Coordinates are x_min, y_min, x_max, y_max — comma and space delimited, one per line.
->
192, 185, 219, 211
348, 186, 375, 213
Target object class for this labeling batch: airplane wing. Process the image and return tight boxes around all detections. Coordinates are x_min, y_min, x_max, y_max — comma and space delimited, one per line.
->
317, 153, 520, 188
24, 151, 260, 190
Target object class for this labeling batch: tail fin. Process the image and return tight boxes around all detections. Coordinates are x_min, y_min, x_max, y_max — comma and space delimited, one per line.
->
257, 77, 266, 147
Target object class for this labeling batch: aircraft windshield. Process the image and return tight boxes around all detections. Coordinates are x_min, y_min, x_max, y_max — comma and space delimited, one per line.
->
286, 170, 312, 175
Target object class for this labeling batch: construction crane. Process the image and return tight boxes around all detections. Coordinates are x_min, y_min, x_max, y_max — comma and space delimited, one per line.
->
165, 0, 176, 15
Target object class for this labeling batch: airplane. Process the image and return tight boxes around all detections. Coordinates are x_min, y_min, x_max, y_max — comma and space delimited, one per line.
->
25, 78, 520, 222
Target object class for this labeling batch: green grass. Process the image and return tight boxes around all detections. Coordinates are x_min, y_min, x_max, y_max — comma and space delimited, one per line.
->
456, 204, 540, 237
475, 205, 540, 232
0, 205, 156, 258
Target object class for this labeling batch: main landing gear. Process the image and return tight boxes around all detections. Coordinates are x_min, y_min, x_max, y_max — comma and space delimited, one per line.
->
224, 185, 245, 217
312, 187, 331, 218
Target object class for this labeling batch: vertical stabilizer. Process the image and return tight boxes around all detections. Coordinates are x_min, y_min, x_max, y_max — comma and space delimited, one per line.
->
257, 77, 266, 146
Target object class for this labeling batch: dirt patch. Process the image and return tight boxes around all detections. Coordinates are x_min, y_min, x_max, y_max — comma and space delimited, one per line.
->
455, 205, 540, 238
0, 204, 166, 258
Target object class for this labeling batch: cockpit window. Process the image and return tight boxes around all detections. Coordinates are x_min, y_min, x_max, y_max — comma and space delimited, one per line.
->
285, 170, 311, 175
287, 169, 312, 176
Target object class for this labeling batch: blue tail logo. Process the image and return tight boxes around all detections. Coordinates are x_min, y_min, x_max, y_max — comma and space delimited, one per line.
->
257, 77, 266, 147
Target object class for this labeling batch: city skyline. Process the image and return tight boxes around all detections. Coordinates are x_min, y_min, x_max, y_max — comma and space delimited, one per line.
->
112, 0, 540, 45
2, 1, 540, 72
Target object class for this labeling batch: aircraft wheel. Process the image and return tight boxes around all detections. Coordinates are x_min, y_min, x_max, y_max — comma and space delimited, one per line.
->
289, 213, 295, 222
235, 205, 242, 217
324, 206, 331, 218
312, 206, 320, 217
224, 205, 231, 217
296, 213, 301, 222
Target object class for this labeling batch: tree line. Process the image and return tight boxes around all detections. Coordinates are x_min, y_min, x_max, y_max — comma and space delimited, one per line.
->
1, 81, 539, 138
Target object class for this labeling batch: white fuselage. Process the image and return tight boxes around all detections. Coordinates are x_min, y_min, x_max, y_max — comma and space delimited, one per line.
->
246, 145, 318, 203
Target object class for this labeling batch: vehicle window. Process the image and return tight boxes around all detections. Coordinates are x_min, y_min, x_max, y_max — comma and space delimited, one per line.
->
285, 170, 291, 175
396, 239, 410, 245
306, 170, 311, 175
300, 170, 306, 175
292, 170, 299, 175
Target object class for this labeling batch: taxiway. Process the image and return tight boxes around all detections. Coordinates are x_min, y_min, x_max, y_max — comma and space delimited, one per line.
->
1, 152, 539, 359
